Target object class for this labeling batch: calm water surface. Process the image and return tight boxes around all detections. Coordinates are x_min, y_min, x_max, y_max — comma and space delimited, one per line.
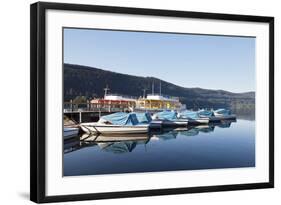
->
64, 119, 255, 176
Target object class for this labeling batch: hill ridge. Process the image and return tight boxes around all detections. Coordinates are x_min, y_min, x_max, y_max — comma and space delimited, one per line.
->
64, 63, 255, 110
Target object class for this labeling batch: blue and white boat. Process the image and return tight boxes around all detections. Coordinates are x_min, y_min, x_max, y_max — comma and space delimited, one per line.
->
197, 109, 214, 117
197, 109, 223, 123
213, 108, 231, 116
151, 110, 188, 127
133, 112, 164, 128
80, 112, 148, 134
134, 112, 153, 124
177, 110, 210, 124
213, 109, 236, 120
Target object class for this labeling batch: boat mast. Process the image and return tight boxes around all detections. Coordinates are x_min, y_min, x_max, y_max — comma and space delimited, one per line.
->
152, 80, 154, 95
159, 80, 162, 96
104, 84, 110, 98
142, 88, 146, 98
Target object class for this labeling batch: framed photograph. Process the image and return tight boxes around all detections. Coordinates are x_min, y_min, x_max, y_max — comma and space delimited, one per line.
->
30, 2, 274, 203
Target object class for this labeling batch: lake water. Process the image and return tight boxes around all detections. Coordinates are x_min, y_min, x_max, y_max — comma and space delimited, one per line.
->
64, 119, 255, 176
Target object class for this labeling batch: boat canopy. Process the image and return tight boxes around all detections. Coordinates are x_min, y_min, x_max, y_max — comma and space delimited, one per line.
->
153, 110, 178, 120
178, 110, 199, 119
98, 112, 139, 125
134, 112, 152, 124
197, 109, 214, 117
214, 108, 231, 116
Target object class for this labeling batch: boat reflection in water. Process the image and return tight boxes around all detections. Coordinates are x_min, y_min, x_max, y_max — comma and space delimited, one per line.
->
64, 119, 256, 176
64, 120, 235, 154
82, 133, 149, 154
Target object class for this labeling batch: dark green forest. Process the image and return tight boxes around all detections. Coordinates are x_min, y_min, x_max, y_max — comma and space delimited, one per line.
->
64, 63, 255, 112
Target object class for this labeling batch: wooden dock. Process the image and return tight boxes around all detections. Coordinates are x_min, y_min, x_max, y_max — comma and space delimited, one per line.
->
64, 111, 116, 123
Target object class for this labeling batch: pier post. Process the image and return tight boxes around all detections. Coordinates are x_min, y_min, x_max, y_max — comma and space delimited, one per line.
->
79, 111, 82, 123
70, 99, 73, 112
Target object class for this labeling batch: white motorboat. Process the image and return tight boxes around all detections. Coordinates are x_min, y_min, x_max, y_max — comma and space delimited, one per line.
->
213, 109, 236, 120
151, 110, 189, 127
80, 112, 149, 135
64, 127, 79, 140
177, 110, 210, 125
80, 123, 148, 134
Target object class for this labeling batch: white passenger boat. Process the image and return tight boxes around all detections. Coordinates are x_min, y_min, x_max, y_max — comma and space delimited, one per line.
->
64, 127, 79, 140
80, 112, 149, 135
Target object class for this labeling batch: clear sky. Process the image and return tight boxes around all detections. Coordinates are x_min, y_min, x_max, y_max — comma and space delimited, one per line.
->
64, 28, 255, 93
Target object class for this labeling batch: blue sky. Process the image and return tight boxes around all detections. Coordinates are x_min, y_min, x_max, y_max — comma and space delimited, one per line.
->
64, 28, 255, 93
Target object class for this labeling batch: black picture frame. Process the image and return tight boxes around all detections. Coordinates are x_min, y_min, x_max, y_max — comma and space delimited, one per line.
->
30, 2, 274, 203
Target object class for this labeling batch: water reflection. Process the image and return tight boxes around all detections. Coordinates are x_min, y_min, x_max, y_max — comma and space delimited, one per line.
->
64, 120, 235, 154
64, 119, 256, 176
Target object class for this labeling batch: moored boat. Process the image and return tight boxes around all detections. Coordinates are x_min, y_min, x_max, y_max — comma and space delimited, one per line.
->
80, 123, 148, 134
197, 109, 225, 123
151, 110, 188, 127
213, 108, 231, 116
213, 109, 236, 120
178, 109, 235, 123
177, 110, 209, 125
197, 109, 214, 117
80, 112, 148, 135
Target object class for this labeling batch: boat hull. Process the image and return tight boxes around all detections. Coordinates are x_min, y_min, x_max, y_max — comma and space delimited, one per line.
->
80, 123, 148, 134
213, 114, 237, 120
187, 117, 210, 125
209, 116, 222, 123
149, 120, 188, 128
